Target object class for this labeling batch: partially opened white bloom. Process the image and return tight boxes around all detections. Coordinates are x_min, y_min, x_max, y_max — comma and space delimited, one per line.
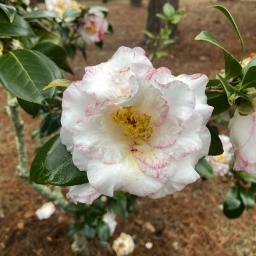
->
45, 0, 80, 17
35, 202, 56, 220
112, 233, 135, 256
79, 7, 108, 43
207, 135, 233, 176
103, 212, 117, 235
61, 46, 213, 204
230, 111, 256, 173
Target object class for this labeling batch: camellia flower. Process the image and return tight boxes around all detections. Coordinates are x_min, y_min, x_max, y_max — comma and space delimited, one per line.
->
112, 233, 135, 256
79, 7, 109, 43
45, 0, 80, 17
61, 46, 213, 204
229, 111, 256, 173
207, 135, 233, 176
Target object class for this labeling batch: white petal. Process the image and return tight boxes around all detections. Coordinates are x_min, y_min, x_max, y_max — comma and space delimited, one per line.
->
60, 127, 73, 152
86, 157, 163, 197
151, 157, 200, 198
67, 184, 101, 204
61, 81, 96, 129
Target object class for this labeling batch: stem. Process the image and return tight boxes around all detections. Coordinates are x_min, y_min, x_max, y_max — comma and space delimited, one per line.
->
6, 91, 89, 254
6, 92, 28, 177
31, 184, 69, 209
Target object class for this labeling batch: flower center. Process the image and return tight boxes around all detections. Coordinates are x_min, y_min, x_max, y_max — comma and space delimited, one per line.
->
85, 21, 97, 34
112, 107, 153, 142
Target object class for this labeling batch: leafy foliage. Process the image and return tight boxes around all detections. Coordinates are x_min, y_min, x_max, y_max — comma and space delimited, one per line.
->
144, 3, 185, 60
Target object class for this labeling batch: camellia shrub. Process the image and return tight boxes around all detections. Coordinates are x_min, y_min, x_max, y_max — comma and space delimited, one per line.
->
1, 1, 256, 255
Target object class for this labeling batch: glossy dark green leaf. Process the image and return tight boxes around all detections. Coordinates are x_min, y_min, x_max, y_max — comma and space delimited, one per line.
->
96, 222, 111, 241
195, 158, 214, 179
40, 112, 61, 137
223, 186, 245, 218
33, 27, 60, 45
195, 31, 241, 78
214, 5, 245, 56
207, 125, 224, 156
0, 49, 62, 104
0, 9, 34, 38
30, 137, 88, 186
239, 187, 254, 209
242, 65, 256, 86
207, 90, 229, 115
17, 98, 41, 117
224, 51, 242, 78
0, 3, 16, 23
109, 192, 128, 217
34, 42, 71, 72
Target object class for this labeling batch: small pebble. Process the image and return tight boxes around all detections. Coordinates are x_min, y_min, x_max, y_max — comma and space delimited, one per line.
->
145, 242, 153, 250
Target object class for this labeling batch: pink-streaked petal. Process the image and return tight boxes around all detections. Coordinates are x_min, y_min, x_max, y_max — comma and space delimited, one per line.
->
150, 67, 173, 88
86, 157, 164, 197
163, 80, 195, 123
61, 81, 96, 129
67, 184, 101, 204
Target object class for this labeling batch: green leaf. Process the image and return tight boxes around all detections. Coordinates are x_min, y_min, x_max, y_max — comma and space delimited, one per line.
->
207, 125, 224, 156
223, 186, 245, 218
43, 79, 71, 90
84, 225, 96, 240
0, 9, 34, 38
40, 112, 61, 137
24, 10, 56, 20
17, 98, 41, 117
30, 137, 88, 186
218, 75, 246, 104
195, 31, 242, 78
33, 42, 71, 72
207, 91, 230, 115
195, 158, 214, 179
214, 5, 245, 57
242, 65, 256, 86
96, 222, 111, 241
0, 49, 62, 104
224, 51, 242, 78
163, 3, 175, 17
235, 171, 256, 183
239, 187, 254, 209
34, 27, 60, 45
0, 3, 16, 23
108, 192, 128, 217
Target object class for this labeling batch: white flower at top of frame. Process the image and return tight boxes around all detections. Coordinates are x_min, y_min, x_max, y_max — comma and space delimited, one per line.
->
229, 111, 256, 174
61, 46, 213, 204
79, 8, 108, 43
112, 233, 135, 256
103, 211, 117, 235
207, 134, 233, 176
45, 0, 80, 17
35, 202, 56, 220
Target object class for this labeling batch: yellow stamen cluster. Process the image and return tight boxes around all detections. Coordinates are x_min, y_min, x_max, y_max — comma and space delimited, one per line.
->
85, 21, 97, 34
215, 154, 229, 164
112, 107, 153, 142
